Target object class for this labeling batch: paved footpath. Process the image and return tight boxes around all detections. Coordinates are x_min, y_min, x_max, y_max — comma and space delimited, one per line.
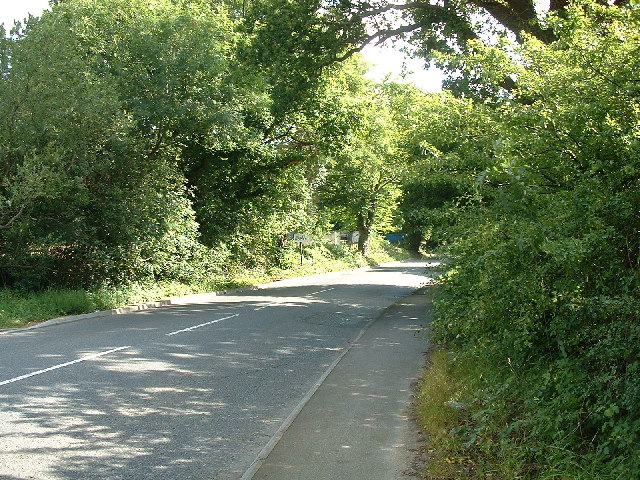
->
249, 288, 431, 480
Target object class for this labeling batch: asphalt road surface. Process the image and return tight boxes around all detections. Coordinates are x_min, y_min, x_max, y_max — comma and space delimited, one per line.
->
0, 259, 432, 480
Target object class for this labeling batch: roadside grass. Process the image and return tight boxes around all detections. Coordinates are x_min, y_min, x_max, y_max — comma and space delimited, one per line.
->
416, 342, 540, 479
0, 239, 410, 330
0, 288, 94, 330
416, 347, 487, 479
417, 344, 555, 480
415, 345, 619, 480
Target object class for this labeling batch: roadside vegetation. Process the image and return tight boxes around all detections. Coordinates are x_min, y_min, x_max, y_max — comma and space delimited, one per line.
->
1, 0, 638, 477
413, 4, 640, 478
0, 237, 407, 329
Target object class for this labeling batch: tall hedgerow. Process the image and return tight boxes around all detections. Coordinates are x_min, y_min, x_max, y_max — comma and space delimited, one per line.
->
425, 2, 640, 476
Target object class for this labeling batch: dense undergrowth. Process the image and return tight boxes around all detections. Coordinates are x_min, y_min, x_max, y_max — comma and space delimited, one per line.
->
415, 4, 640, 479
417, 341, 637, 480
0, 237, 408, 330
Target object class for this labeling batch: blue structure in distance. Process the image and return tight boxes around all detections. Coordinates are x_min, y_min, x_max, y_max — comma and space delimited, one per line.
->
384, 233, 406, 243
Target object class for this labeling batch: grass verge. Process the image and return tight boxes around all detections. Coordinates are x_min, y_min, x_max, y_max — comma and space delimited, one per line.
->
0, 239, 410, 330
416, 347, 485, 479
416, 344, 531, 479
415, 345, 619, 480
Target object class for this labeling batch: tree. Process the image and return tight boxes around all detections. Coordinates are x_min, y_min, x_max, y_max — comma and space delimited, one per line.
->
317, 60, 404, 256
238, 0, 633, 98
380, 84, 497, 250
0, 0, 244, 287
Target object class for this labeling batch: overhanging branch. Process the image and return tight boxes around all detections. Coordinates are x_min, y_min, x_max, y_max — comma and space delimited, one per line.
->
357, 1, 444, 19
0, 204, 26, 230
330, 23, 423, 64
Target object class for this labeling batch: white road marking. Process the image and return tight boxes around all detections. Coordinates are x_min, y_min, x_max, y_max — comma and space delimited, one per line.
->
308, 288, 335, 295
254, 303, 279, 311
0, 346, 131, 387
165, 314, 239, 336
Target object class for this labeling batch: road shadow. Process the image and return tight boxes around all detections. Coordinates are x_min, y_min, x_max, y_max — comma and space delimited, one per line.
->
0, 262, 436, 479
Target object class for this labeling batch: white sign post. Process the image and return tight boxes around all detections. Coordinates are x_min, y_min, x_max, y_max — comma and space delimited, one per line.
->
292, 233, 312, 265
292, 233, 312, 244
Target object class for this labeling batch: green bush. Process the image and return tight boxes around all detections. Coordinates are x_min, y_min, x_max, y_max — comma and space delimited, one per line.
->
424, 3, 640, 477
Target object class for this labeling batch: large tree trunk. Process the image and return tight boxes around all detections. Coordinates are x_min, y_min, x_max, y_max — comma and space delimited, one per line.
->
357, 209, 375, 256
407, 232, 423, 254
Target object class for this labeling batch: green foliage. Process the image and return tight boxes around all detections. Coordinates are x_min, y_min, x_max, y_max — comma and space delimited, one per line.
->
316, 60, 405, 255
416, 346, 505, 479
0, 235, 408, 330
0, 0, 241, 288
421, 2, 640, 477
0, 0, 412, 293
391, 89, 496, 250
241, 0, 361, 121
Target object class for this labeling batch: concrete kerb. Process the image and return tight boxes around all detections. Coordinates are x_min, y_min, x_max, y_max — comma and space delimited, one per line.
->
0, 264, 381, 336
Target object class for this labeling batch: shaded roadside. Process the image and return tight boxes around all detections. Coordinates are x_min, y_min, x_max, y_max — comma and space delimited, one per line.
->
248, 288, 432, 479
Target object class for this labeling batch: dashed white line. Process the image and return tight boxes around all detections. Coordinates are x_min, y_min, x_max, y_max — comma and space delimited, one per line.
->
0, 346, 131, 387
165, 314, 240, 336
2, 287, 337, 387
308, 288, 335, 295
254, 303, 279, 311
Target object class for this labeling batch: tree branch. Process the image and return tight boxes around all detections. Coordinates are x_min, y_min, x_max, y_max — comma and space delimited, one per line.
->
346, 0, 553, 42
0, 204, 26, 230
478, 0, 555, 42
330, 23, 423, 64
356, 1, 444, 19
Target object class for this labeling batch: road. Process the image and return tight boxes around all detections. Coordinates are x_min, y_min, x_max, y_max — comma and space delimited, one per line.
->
0, 260, 431, 480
